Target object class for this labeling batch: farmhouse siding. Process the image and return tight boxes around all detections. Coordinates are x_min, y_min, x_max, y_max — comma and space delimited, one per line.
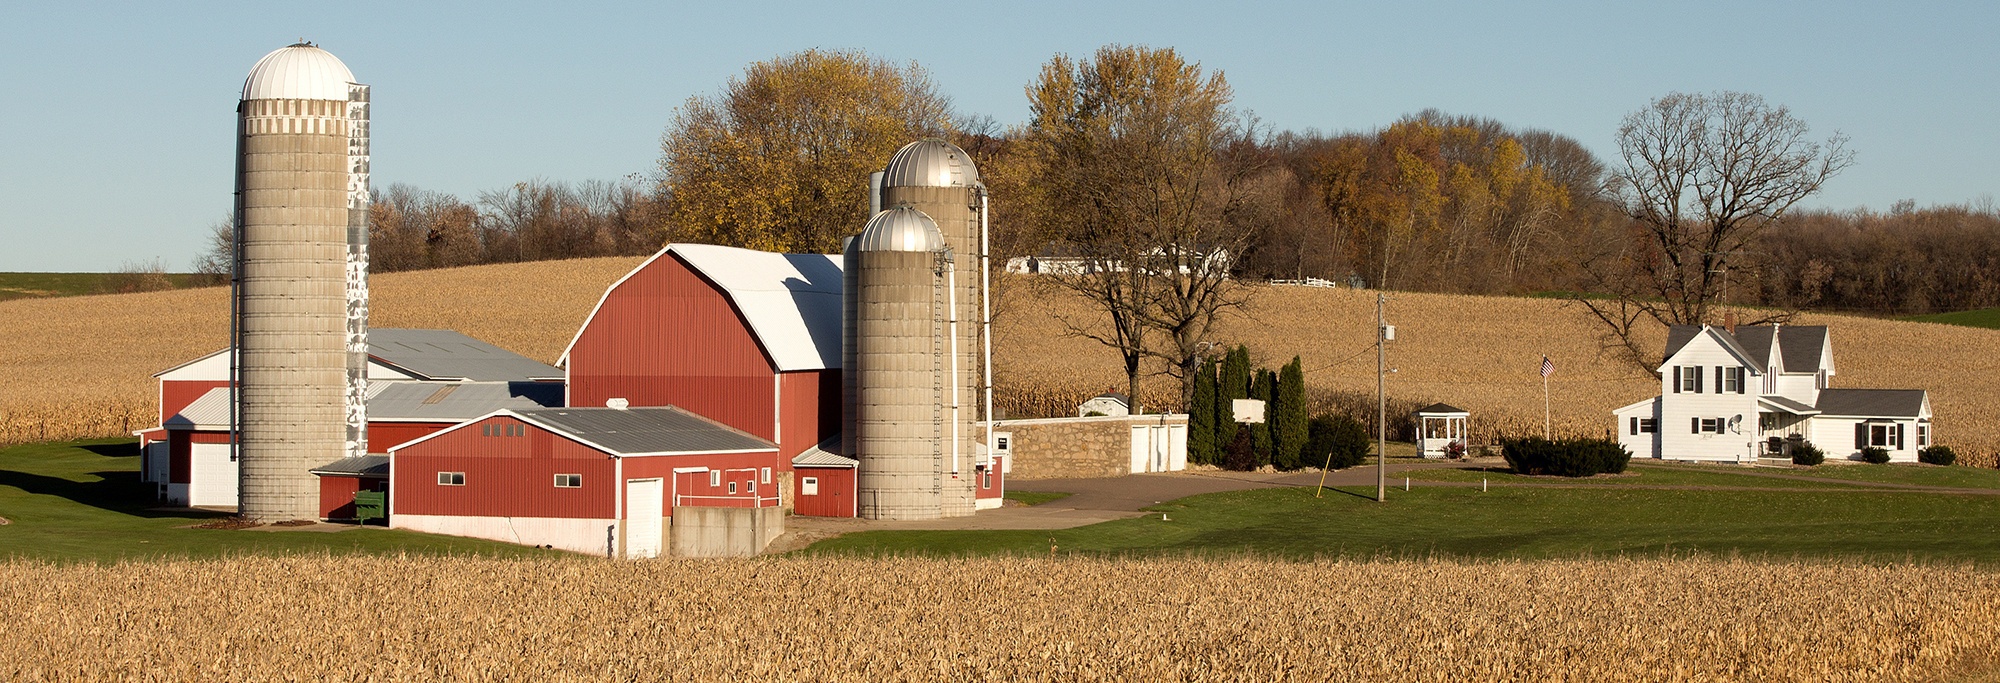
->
1657, 333, 1760, 462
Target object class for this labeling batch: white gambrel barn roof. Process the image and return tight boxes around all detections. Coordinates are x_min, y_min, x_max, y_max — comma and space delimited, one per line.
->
559, 244, 844, 372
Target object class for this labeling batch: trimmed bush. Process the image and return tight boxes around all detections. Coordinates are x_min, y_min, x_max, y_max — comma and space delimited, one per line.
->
1790, 440, 1825, 466
1222, 427, 1258, 472
1305, 414, 1370, 470
1920, 445, 1957, 466
1499, 436, 1631, 477
1861, 446, 1892, 464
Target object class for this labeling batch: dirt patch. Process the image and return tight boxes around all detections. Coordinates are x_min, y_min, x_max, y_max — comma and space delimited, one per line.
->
192, 516, 263, 530
0, 516, 12, 525
270, 519, 317, 527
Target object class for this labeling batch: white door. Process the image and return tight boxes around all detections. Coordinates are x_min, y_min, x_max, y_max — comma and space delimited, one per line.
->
1130, 427, 1149, 473
188, 443, 238, 507
1167, 425, 1188, 471
624, 478, 664, 559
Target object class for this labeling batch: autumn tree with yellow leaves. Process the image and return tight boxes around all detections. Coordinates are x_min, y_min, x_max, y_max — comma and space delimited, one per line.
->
656, 49, 954, 254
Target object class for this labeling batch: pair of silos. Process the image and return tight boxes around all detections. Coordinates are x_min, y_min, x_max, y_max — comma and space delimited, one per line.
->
846, 140, 986, 520
233, 43, 370, 521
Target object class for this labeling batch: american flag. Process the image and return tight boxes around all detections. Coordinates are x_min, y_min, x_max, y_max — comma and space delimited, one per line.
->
1540, 355, 1555, 378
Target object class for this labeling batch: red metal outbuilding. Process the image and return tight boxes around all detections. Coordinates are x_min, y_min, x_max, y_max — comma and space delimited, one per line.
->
389, 406, 780, 557
562, 244, 843, 463
791, 444, 859, 518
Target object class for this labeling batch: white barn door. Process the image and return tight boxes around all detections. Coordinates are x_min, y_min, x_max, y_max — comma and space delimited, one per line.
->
624, 478, 664, 559
188, 443, 237, 507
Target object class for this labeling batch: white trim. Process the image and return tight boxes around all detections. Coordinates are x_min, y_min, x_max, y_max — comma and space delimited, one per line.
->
152, 348, 230, 378
672, 466, 711, 474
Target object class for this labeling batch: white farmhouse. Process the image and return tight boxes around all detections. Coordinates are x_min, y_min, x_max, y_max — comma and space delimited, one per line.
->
1613, 324, 1932, 463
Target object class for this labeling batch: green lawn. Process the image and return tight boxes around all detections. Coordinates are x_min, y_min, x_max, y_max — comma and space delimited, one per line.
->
0, 271, 209, 301
1904, 307, 2000, 330
1734, 461, 2000, 490
0, 439, 559, 563
807, 477, 2000, 562
1406, 463, 1849, 489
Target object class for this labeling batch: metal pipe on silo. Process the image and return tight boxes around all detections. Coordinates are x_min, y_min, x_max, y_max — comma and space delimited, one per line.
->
233, 43, 365, 521
868, 171, 884, 216
979, 184, 994, 464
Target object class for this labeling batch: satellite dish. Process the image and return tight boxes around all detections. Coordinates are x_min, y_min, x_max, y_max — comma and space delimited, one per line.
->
1728, 415, 1743, 433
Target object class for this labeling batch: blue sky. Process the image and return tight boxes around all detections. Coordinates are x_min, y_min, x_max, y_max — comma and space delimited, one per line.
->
2, 1, 1994, 271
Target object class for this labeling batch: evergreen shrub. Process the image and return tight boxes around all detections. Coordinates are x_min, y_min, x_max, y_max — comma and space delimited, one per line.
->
1498, 436, 1631, 477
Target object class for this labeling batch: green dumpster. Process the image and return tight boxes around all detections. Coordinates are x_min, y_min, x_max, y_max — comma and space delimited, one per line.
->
354, 490, 387, 524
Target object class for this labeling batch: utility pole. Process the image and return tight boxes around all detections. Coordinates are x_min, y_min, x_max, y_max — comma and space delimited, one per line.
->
1376, 292, 1387, 503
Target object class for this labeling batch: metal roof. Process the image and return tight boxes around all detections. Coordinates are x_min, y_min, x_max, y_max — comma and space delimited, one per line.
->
1413, 402, 1468, 415
242, 43, 357, 101
514, 406, 776, 456
881, 139, 979, 188
1814, 389, 1928, 418
1758, 395, 1821, 416
792, 439, 858, 468
563, 244, 844, 372
856, 207, 945, 253
365, 381, 562, 421
310, 455, 389, 477
164, 387, 232, 430
368, 329, 562, 382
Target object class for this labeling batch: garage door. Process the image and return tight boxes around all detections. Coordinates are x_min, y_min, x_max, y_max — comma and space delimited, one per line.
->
188, 443, 238, 507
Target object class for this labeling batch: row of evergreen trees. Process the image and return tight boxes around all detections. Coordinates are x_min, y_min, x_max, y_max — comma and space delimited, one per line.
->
1188, 346, 1369, 471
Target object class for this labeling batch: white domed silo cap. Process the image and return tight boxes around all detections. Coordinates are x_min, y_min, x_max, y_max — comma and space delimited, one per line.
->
242, 42, 357, 101
856, 207, 945, 252
881, 139, 979, 188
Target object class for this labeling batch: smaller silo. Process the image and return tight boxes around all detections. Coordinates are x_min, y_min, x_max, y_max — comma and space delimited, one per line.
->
850, 207, 951, 520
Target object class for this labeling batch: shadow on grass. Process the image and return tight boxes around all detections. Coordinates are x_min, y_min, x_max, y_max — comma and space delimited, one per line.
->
1314, 485, 1378, 502
0, 468, 221, 520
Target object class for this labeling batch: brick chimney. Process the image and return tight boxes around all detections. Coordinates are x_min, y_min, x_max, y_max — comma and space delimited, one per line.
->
1723, 311, 1739, 334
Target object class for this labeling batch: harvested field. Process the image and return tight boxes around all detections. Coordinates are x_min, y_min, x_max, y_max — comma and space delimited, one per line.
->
996, 279, 2000, 465
5, 257, 1998, 464
2, 555, 1996, 681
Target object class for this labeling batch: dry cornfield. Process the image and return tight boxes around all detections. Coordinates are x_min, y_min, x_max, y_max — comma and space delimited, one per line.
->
6, 256, 1999, 465
995, 279, 2000, 465
2, 554, 1997, 681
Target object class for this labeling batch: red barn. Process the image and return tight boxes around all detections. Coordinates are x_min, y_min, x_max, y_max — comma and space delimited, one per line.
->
561, 244, 849, 514
388, 406, 780, 557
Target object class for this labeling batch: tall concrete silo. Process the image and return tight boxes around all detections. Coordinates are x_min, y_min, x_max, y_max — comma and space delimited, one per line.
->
878, 140, 984, 517
848, 208, 951, 520
232, 43, 369, 520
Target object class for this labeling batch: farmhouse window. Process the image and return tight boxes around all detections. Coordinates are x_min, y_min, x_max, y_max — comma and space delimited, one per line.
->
553, 474, 581, 488
1723, 367, 1744, 394
1638, 418, 1656, 433
1676, 367, 1700, 393
437, 472, 465, 486
1919, 424, 1930, 447
1862, 423, 1899, 448
1694, 418, 1722, 434
1630, 417, 1639, 435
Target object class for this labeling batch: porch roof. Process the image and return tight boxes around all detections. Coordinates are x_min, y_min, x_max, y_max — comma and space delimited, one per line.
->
1758, 395, 1820, 416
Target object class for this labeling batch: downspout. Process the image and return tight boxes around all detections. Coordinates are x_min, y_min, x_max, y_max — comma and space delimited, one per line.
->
980, 185, 994, 471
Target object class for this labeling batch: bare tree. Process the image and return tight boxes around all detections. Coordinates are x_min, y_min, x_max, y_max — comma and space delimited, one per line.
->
1579, 91, 1854, 366
190, 214, 234, 286
1021, 45, 1267, 409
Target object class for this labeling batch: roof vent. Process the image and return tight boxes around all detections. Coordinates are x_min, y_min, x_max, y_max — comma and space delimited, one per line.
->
606, 398, 630, 410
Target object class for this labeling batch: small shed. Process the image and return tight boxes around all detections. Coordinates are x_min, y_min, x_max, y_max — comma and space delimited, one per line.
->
1412, 403, 1470, 458
1078, 393, 1131, 417
791, 441, 858, 518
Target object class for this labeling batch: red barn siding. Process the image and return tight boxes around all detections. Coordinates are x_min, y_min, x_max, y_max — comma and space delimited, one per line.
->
622, 451, 782, 517
391, 416, 615, 519
793, 467, 855, 517
567, 253, 778, 440
777, 370, 841, 460
977, 455, 1005, 501
367, 422, 453, 453
161, 380, 229, 423
317, 475, 384, 520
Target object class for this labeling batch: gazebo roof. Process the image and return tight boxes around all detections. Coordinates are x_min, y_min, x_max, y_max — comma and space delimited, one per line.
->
1412, 402, 1469, 416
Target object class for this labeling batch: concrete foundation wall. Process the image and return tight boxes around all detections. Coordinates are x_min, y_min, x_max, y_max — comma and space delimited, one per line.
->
670, 506, 785, 558
394, 513, 616, 556
997, 414, 1189, 480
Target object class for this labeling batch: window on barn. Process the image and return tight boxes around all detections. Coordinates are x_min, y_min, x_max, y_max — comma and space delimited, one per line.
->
728, 481, 737, 495
553, 474, 581, 488
802, 477, 819, 495
981, 471, 992, 489
438, 472, 465, 486
761, 467, 772, 484
709, 470, 721, 487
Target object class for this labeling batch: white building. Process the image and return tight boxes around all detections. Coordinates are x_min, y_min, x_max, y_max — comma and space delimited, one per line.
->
1613, 324, 1932, 463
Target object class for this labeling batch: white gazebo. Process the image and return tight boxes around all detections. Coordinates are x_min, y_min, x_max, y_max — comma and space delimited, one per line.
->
1413, 403, 1471, 458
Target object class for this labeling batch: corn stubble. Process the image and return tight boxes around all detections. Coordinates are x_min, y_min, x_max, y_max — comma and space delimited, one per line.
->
0, 555, 1994, 681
